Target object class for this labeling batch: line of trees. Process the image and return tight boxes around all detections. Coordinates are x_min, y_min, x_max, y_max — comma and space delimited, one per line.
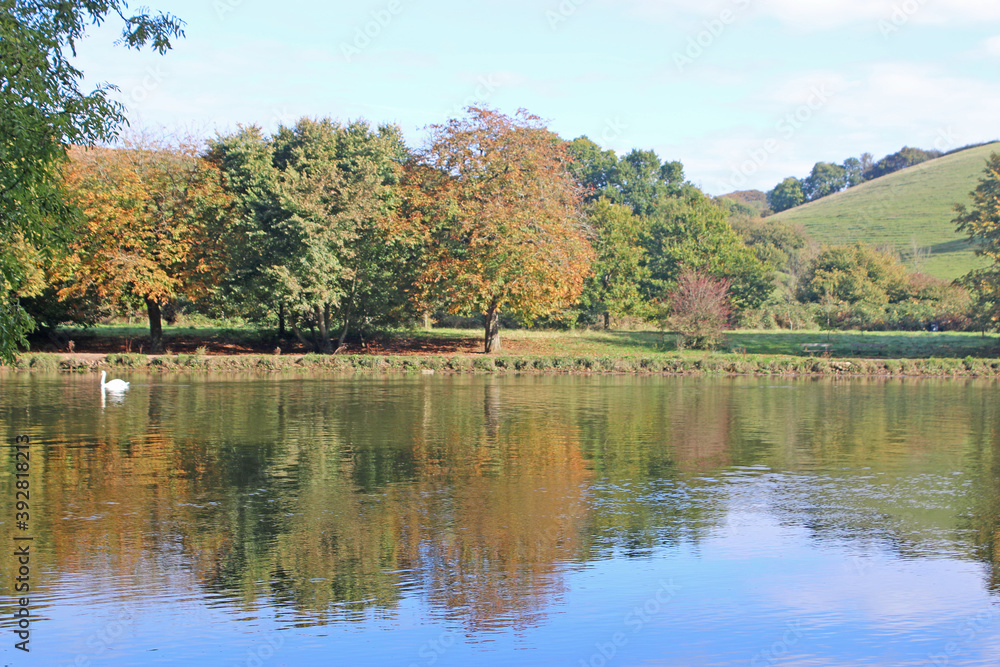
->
767, 146, 945, 213
13, 107, 775, 355
12, 107, 1000, 356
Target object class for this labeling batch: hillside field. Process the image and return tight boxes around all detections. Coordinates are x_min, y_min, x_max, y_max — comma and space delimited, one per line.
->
770, 142, 1000, 280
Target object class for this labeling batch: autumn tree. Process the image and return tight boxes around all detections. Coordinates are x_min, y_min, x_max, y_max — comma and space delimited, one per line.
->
212, 118, 415, 353
955, 153, 1000, 330
58, 137, 230, 352
0, 0, 184, 361
407, 107, 593, 353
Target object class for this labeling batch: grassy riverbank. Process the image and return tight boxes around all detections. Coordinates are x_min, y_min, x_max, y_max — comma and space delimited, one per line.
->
8, 328, 1000, 377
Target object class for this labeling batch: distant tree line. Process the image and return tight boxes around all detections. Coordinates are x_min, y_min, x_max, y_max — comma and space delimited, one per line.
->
766, 146, 946, 213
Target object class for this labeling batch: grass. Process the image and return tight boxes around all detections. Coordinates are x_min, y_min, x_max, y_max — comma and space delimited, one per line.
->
770, 142, 1000, 280
13, 324, 1000, 377
399, 327, 1000, 360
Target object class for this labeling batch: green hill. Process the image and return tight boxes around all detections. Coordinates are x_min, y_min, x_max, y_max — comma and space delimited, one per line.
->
770, 142, 1000, 280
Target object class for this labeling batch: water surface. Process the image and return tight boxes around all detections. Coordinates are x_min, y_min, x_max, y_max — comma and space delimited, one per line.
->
1, 373, 998, 665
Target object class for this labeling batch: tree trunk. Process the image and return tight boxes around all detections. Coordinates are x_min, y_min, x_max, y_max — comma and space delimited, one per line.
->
146, 298, 164, 354
278, 302, 286, 339
335, 277, 358, 353
423, 312, 433, 330
292, 322, 311, 349
336, 314, 352, 353
315, 304, 333, 354
484, 305, 501, 353
603, 312, 611, 330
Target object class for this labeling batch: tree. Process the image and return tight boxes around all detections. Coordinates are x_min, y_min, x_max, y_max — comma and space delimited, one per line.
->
565, 136, 618, 201
642, 192, 773, 311
864, 146, 941, 181
0, 0, 184, 361
578, 198, 649, 328
954, 153, 1000, 330
565, 139, 687, 216
801, 162, 847, 201
659, 267, 732, 350
842, 157, 865, 188
58, 138, 229, 352
213, 119, 413, 353
767, 177, 804, 213
797, 243, 910, 305
406, 107, 593, 353
606, 149, 687, 217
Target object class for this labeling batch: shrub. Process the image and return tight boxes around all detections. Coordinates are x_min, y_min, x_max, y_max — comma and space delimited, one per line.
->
28, 355, 59, 370
106, 353, 148, 367
659, 268, 732, 350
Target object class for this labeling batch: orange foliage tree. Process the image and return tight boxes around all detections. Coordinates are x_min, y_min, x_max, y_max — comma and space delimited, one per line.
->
59, 137, 230, 351
404, 107, 593, 352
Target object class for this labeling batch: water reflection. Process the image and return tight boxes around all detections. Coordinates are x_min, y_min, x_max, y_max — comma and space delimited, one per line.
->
1, 373, 999, 664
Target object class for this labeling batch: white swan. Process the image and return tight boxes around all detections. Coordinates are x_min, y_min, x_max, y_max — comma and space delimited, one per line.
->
100, 370, 130, 392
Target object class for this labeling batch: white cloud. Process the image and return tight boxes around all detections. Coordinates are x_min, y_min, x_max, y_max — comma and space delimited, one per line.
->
687, 63, 1000, 193
984, 35, 1000, 57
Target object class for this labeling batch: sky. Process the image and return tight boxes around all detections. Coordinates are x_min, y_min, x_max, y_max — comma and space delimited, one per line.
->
73, 0, 1000, 195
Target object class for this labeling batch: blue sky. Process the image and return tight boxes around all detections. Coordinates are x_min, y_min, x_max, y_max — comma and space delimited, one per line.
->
74, 0, 1000, 195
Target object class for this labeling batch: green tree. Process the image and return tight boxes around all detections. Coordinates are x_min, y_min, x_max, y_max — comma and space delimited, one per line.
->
205, 126, 284, 326
0, 0, 184, 361
730, 217, 808, 275
842, 157, 865, 188
578, 198, 649, 328
642, 192, 773, 311
954, 153, 1000, 330
607, 149, 687, 217
797, 244, 910, 305
214, 118, 413, 353
767, 177, 804, 213
802, 162, 847, 201
865, 146, 941, 181
565, 139, 687, 216
566, 136, 618, 201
